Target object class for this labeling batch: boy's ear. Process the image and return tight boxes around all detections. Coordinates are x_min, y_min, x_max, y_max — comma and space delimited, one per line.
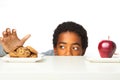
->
54, 48, 57, 55
82, 49, 86, 56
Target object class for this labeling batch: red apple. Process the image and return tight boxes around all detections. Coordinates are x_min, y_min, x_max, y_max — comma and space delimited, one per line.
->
98, 39, 116, 58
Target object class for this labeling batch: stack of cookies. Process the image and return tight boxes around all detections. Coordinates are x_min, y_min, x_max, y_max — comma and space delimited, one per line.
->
9, 46, 38, 58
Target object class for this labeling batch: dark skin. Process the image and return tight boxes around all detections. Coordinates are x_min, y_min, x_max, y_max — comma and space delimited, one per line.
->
0, 28, 31, 53
54, 31, 84, 56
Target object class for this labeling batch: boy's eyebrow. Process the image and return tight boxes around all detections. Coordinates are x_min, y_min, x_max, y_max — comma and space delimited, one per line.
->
72, 43, 81, 46
58, 42, 67, 44
58, 42, 81, 46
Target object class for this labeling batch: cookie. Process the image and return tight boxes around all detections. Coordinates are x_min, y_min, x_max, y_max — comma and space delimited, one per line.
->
30, 54, 38, 58
9, 51, 18, 57
16, 47, 31, 57
26, 46, 38, 54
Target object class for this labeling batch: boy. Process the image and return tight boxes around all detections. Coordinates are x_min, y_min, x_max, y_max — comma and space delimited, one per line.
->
0, 21, 88, 56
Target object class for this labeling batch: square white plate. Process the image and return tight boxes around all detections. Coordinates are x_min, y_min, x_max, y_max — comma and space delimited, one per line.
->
1, 54, 44, 63
86, 57, 120, 63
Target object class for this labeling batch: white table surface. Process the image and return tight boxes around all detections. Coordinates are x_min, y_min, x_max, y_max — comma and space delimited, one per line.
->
0, 56, 120, 80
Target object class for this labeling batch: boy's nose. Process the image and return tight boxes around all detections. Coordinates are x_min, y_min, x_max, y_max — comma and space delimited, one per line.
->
65, 48, 72, 56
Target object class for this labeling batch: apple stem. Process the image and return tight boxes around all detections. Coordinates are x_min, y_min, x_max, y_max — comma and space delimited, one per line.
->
108, 36, 110, 40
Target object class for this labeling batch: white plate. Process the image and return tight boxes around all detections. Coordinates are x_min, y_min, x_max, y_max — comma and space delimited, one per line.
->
1, 54, 44, 63
86, 57, 120, 63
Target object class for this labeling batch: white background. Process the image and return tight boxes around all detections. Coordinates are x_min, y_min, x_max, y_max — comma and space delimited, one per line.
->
0, 0, 120, 57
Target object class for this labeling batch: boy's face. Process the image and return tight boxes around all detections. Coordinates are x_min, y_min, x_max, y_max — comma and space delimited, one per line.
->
54, 31, 84, 56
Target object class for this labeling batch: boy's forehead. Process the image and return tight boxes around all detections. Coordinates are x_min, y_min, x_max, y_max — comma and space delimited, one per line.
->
57, 31, 81, 44
58, 31, 81, 38
58, 42, 81, 46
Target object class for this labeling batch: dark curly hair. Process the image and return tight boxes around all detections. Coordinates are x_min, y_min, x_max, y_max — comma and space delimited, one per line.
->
53, 21, 88, 55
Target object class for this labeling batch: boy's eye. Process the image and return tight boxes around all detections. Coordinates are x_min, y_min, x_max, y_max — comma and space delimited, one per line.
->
59, 45, 65, 49
72, 47, 79, 51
